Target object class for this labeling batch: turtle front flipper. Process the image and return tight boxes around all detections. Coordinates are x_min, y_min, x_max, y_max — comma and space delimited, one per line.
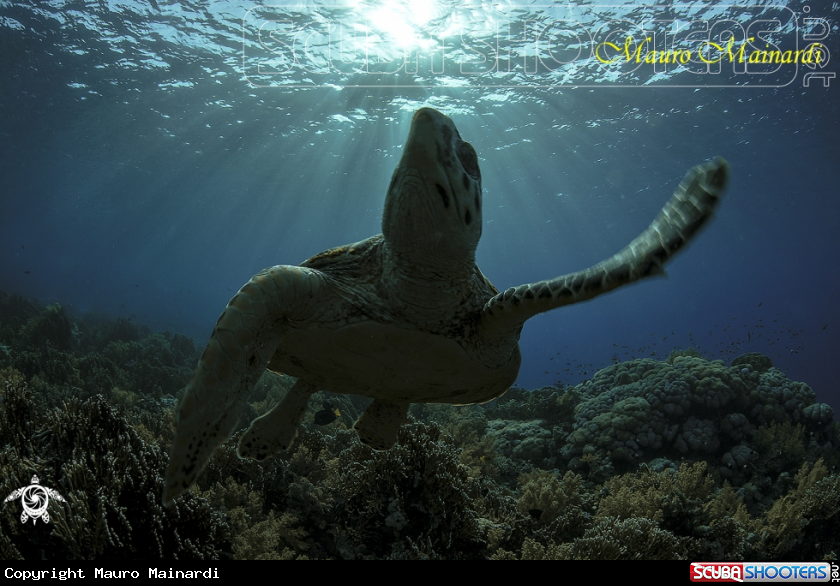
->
163, 265, 326, 507
237, 378, 318, 460
354, 400, 409, 450
481, 157, 729, 333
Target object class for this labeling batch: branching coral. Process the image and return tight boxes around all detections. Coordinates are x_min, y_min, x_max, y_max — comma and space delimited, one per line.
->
326, 422, 486, 559
753, 422, 807, 472
494, 517, 688, 560
483, 386, 572, 425
597, 462, 714, 527
199, 477, 308, 560
0, 378, 226, 560
763, 459, 840, 558
18, 304, 75, 352
232, 511, 308, 560
555, 517, 689, 560
516, 469, 587, 525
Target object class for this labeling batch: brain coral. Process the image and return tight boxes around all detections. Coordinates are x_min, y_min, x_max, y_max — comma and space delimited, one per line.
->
560, 353, 828, 475
487, 419, 553, 463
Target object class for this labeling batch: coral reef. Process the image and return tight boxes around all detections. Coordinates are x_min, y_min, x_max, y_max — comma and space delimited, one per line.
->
0, 298, 837, 560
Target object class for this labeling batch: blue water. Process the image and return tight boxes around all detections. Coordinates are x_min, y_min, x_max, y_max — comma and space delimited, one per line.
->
1, 1, 838, 413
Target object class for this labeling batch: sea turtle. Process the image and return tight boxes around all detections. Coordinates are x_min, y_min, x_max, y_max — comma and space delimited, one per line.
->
163, 107, 728, 505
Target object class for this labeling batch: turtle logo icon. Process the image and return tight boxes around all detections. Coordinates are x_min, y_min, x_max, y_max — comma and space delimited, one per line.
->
4, 475, 66, 525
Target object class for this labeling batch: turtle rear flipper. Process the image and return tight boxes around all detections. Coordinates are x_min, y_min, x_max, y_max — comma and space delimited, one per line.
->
163, 266, 327, 507
354, 400, 409, 450
481, 157, 729, 333
237, 378, 317, 460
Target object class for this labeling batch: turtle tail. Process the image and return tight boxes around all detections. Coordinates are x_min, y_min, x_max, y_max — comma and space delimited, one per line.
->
163, 265, 324, 506
480, 157, 729, 333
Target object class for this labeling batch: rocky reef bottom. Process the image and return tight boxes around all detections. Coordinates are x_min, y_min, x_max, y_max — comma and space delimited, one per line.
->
0, 293, 837, 560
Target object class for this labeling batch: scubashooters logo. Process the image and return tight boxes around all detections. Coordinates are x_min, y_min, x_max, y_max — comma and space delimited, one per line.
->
690, 562, 833, 582
3, 475, 65, 525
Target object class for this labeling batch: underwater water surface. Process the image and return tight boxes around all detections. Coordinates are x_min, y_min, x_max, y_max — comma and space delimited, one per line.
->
1, 0, 839, 561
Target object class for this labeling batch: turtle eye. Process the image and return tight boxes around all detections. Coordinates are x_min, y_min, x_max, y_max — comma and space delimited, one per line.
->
457, 141, 480, 181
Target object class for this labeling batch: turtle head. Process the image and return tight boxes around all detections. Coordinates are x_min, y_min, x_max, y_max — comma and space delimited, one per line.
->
383, 108, 482, 272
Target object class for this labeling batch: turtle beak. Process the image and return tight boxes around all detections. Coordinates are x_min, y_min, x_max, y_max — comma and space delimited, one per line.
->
402, 107, 445, 168
413, 106, 439, 123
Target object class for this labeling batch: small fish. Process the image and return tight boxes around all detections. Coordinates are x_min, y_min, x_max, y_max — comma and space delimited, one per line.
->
313, 402, 340, 425
24, 271, 30, 274
124, 359, 136, 368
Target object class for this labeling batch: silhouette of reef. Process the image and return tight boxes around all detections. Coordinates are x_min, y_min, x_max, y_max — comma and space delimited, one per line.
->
0, 293, 838, 560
